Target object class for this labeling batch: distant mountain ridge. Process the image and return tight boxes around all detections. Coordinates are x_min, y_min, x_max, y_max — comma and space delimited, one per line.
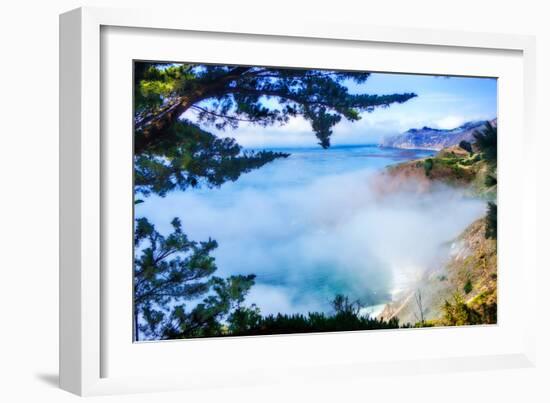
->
380, 119, 496, 151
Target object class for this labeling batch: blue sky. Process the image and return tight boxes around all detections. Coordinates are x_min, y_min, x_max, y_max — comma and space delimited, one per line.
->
186, 72, 497, 148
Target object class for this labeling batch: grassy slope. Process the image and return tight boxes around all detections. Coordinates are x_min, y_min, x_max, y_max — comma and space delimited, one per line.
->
382, 145, 495, 197
378, 146, 497, 326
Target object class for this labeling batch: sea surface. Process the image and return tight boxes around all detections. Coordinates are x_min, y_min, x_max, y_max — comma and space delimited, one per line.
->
136, 145, 485, 317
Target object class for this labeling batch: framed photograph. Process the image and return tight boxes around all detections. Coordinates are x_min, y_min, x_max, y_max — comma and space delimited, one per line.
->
60, 7, 537, 396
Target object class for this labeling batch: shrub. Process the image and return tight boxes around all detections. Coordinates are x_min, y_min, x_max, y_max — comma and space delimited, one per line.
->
423, 158, 434, 176
463, 279, 473, 294
485, 173, 497, 187
473, 122, 497, 165
469, 292, 498, 324
226, 295, 403, 336
459, 140, 473, 154
485, 202, 497, 239
441, 293, 481, 326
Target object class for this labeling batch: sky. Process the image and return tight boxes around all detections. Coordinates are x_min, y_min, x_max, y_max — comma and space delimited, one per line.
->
185, 72, 497, 148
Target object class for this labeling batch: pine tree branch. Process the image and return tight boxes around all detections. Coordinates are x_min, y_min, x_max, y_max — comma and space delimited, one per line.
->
190, 105, 266, 123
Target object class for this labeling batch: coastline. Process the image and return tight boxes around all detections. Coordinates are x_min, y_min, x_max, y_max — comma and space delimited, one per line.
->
373, 143, 497, 326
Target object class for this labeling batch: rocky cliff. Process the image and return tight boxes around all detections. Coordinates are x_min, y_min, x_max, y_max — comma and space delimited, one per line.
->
376, 140, 497, 327
379, 217, 497, 326
380, 119, 496, 151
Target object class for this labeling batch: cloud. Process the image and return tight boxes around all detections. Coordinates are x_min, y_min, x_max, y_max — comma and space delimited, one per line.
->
228, 117, 316, 148
434, 116, 467, 130
181, 84, 495, 148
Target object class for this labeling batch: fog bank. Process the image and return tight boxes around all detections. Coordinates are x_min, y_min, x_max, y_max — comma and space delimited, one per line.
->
137, 147, 485, 315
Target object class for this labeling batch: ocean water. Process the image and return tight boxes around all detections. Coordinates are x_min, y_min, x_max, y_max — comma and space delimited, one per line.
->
136, 145, 485, 317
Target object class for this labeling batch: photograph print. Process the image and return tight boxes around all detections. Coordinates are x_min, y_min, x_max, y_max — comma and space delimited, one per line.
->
133, 62, 497, 341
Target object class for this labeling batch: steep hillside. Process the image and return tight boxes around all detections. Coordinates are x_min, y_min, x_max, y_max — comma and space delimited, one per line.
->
380, 119, 496, 151
379, 218, 497, 326
373, 145, 496, 199
376, 135, 497, 326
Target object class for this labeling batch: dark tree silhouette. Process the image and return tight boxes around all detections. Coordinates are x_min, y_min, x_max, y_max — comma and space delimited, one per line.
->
134, 217, 255, 340
473, 121, 497, 165
485, 202, 497, 239
473, 122, 497, 240
226, 294, 403, 336
134, 120, 288, 197
459, 140, 473, 154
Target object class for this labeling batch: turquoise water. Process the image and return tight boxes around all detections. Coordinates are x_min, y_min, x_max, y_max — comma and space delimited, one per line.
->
207, 145, 434, 192
137, 145, 484, 316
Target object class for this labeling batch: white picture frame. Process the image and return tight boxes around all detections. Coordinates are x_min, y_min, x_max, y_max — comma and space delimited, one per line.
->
60, 6, 537, 396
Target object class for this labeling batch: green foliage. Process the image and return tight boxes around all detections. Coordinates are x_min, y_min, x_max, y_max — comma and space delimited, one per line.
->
459, 157, 474, 166
473, 122, 497, 165
227, 305, 263, 334
484, 173, 497, 187
331, 294, 361, 316
227, 295, 403, 336
133, 217, 255, 340
469, 292, 497, 324
463, 278, 473, 294
472, 122, 497, 238
135, 119, 288, 196
135, 63, 416, 154
134, 63, 194, 115
413, 321, 435, 328
441, 293, 481, 326
485, 202, 497, 239
423, 158, 434, 176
